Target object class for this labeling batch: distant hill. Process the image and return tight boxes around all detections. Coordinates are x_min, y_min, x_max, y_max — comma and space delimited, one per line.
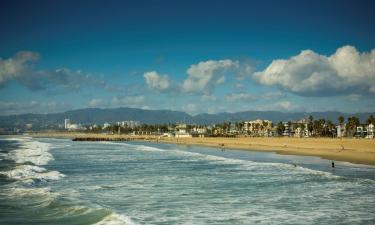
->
0, 107, 374, 130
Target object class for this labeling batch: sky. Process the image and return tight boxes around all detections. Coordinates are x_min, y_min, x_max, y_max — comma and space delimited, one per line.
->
1, 0, 375, 115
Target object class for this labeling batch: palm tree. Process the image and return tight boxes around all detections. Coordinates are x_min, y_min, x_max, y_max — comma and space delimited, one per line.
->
367, 115, 375, 125
338, 116, 345, 125
346, 116, 360, 137
276, 122, 285, 136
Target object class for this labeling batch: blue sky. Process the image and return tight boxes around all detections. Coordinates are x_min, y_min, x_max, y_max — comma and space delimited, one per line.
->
1, 0, 375, 115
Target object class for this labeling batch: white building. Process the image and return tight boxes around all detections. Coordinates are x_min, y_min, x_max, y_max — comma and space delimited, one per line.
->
336, 124, 345, 138
366, 124, 374, 139
175, 124, 192, 138
64, 119, 71, 129
64, 119, 83, 131
243, 119, 273, 135
118, 120, 141, 129
103, 122, 111, 129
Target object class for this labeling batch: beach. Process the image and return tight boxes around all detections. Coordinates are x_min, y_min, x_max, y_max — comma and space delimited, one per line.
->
30, 132, 375, 166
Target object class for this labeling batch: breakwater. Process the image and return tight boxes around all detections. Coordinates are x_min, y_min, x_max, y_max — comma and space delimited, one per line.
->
72, 137, 131, 142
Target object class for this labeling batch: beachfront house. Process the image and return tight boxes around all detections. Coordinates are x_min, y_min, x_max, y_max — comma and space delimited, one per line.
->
282, 122, 292, 136
243, 119, 273, 136
355, 126, 366, 138
117, 120, 141, 129
366, 124, 374, 139
191, 126, 207, 137
175, 123, 192, 138
229, 123, 239, 134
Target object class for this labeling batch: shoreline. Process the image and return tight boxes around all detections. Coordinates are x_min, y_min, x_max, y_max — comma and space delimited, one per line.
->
27, 132, 375, 166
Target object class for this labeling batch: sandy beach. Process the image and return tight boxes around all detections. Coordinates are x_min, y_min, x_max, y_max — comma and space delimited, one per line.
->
29, 132, 375, 166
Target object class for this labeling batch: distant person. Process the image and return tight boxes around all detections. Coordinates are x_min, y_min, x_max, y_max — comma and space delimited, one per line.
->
331, 161, 335, 168
220, 143, 225, 151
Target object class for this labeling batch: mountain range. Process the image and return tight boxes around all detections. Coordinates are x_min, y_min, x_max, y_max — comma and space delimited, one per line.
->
0, 107, 374, 130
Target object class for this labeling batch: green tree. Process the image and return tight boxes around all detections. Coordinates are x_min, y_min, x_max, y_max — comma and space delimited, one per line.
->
346, 116, 360, 137
276, 122, 285, 136
367, 115, 375, 125
338, 116, 345, 125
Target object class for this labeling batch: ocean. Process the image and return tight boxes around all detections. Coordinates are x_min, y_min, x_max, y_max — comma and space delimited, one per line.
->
0, 136, 374, 224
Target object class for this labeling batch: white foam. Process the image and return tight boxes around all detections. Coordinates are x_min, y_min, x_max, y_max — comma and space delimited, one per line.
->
0, 164, 65, 181
7, 139, 53, 166
4, 186, 57, 199
122, 142, 340, 178
93, 212, 136, 225
102, 142, 164, 152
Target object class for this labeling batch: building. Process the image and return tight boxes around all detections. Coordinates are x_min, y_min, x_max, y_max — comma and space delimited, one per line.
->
64, 119, 83, 131
175, 123, 192, 138
355, 126, 365, 138
118, 120, 141, 129
243, 119, 273, 136
64, 119, 71, 129
103, 122, 111, 129
366, 124, 374, 139
229, 123, 238, 134
336, 124, 346, 138
191, 126, 207, 137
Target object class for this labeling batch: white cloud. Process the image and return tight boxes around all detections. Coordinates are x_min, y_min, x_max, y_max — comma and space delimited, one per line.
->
225, 92, 256, 102
0, 51, 39, 86
143, 71, 171, 91
182, 59, 239, 94
253, 45, 375, 96
236, 60, 254, 80
0, 51, 122, 92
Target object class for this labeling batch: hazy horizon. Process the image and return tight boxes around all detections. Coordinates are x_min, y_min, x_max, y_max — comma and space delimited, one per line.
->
1, 105, 375, 117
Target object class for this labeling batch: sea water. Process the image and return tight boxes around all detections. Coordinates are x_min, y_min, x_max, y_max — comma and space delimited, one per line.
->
0, 136, 374, 224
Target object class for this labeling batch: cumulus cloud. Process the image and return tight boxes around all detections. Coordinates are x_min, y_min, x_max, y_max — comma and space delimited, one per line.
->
144, 71, 171, 91
0, 51, 122, 92
0, 51, 39, 86
253, 45, 375, 96
144, 59, 255, 95
225, 92, 257, 102
182, 59, 239, 94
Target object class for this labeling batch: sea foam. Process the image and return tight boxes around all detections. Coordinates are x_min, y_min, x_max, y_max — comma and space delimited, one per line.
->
7, 139, 53, 166
0, 164, 65, 181
93, 212, 137, 225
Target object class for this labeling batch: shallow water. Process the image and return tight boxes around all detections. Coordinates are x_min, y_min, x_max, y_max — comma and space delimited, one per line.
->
0, 137, 374, 224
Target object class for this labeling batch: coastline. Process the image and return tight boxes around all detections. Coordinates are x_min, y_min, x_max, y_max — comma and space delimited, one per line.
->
28, 132, 375, 166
